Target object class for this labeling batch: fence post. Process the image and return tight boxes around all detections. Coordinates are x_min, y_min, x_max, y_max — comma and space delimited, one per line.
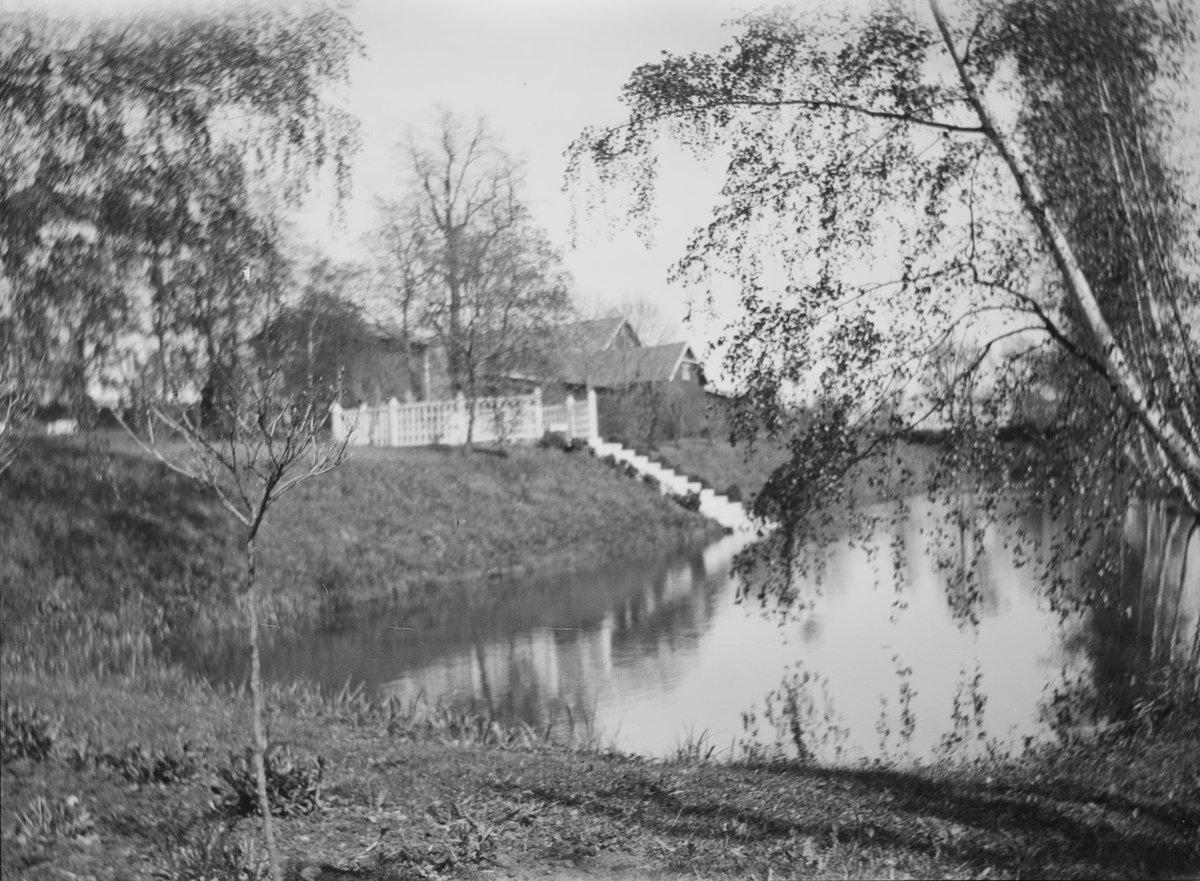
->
587, 388, 598, 441
455, 392, 467, 446
330, 401, 344, 442
533, 387, 544, 440
565, 394, 576, 441
387, 397, 400, 447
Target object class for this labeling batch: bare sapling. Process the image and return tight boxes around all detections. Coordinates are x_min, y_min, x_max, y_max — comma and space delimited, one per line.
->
116, 348, 348, 881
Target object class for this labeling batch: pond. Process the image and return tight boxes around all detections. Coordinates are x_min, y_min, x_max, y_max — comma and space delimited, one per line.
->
184, 497, 1200, 763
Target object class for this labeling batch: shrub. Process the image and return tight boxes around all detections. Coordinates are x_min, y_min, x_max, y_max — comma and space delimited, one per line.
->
537, 431, 569, 450
537, 432, 588, 453
674, 491, 702, 513
217, 744, 324, 818
1, 701, 61, 763
722, 483, 743, 503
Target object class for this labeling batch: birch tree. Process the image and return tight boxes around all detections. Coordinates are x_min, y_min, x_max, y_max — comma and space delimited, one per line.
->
569, 0, 1198, 615
1, 3, 360, 416
3, 6, 361, 877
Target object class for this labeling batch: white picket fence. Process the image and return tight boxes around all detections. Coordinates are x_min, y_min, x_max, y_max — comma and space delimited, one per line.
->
331, 388, 598, 448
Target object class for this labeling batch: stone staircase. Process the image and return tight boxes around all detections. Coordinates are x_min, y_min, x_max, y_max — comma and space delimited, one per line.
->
587, 437, 765, 533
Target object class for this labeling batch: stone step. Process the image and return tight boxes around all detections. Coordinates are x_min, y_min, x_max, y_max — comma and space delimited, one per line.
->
591, 436, 768, 533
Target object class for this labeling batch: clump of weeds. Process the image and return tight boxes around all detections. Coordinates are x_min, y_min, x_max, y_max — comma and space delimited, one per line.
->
1, 700, 62, 763
102, 741, 199, 785
154, 818, 267, 881
217, 743, 324, 818
384, 800, 499, 878
64, 733, 199, 786
13, 794, 97, 846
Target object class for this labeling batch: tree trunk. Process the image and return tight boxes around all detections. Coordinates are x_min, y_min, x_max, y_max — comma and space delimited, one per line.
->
930, 0, 1200, 507
246, 533, 282, 881
306, 318, 316, 392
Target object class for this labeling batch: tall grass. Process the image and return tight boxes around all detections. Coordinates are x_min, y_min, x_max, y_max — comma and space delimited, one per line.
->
242, 678, 605, 751
0, 438, 241, 684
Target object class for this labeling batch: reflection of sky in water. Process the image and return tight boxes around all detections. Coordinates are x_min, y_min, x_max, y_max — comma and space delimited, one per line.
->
189, 499, 1197, 763
374, 503, 1077, 761
590, 512, 1065, 759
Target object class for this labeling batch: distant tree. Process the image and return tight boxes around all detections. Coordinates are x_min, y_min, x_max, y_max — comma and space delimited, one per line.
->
367, 198, 433, 401
609, 292, 682, 346
257, 261, 374, 404
570, 0, 1199, 621
373, 112, 573, 445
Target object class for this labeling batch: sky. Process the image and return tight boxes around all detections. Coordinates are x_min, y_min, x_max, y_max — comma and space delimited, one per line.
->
17, 0, 752, 352
310, 0, 747, 343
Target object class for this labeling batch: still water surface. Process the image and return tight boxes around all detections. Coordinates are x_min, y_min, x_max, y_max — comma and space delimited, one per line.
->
190, 498, 1199, 762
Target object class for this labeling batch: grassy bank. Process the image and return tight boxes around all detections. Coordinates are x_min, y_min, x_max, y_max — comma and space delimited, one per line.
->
0, 436, 721, 661
2, 672, 1197, 880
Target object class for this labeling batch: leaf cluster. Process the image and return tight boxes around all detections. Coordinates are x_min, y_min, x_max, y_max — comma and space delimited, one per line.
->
1, 3, 362, 407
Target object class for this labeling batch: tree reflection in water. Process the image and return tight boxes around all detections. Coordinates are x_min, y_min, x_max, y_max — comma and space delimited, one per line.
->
183, 499, 1198, 761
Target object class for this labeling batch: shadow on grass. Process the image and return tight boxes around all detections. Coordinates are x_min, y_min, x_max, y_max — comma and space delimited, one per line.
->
515, 757, 1199, 879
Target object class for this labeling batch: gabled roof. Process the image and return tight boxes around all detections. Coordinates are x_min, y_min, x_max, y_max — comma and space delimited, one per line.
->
564, 342, 699, 388
543, 317, 640, 356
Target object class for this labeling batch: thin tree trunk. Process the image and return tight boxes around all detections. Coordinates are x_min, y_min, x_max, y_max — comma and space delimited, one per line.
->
1171, 518, 1198, 666
246, 533, 282, 881
1149, 501, 1172, 665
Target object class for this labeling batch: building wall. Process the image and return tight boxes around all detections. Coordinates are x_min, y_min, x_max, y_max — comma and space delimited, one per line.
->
597, 380, 726, 447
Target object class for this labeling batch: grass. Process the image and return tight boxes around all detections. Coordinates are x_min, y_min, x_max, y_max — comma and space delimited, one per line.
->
254, 442, 722, 614
2, 436, 1198, 879
1, 673, 1197, 880
649, 437, 791, 501
0, 435, 722, 669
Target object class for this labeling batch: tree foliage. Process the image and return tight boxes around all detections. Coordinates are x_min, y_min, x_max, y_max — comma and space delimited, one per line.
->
0, 3, 361, 412
256, 260, 375, 403
570, 0, 1198, 612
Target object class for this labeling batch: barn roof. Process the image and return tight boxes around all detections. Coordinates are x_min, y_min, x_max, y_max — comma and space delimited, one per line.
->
541, 317, 639, 356
562, 342, 699, 388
